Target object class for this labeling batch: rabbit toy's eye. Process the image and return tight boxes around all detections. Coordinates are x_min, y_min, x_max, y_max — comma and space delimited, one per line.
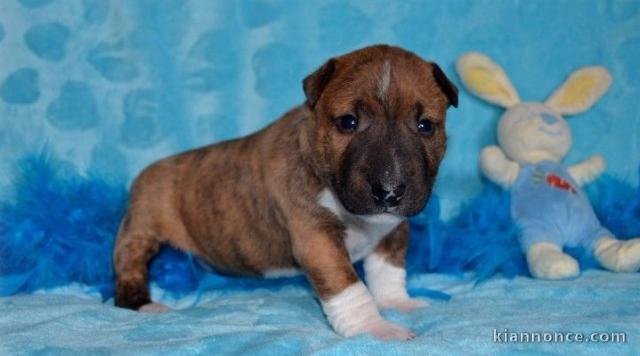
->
541, 112, 559, 125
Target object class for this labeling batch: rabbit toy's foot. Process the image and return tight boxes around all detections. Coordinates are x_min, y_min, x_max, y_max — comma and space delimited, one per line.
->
594, 237, 640, 273
526, 242, 579, 279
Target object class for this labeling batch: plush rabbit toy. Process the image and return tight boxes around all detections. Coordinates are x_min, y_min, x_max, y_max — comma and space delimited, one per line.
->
457, 52, 640, 279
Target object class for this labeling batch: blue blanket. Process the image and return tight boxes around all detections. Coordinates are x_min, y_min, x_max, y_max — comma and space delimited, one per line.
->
1, 271, 638, 355
1, 1, 640, 355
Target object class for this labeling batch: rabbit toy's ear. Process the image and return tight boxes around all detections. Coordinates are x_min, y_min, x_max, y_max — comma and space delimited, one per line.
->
456, 52, 520, 108
544, 66, 612, 116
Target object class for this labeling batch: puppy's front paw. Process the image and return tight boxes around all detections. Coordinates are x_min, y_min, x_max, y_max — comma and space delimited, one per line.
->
363, 319, 415, 340
378, 297, 428, 313
139, 302, 170, 313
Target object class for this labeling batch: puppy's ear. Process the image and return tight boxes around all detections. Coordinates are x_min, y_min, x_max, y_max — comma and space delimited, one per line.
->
303, 59, 336, 109
432, 63, 458, 108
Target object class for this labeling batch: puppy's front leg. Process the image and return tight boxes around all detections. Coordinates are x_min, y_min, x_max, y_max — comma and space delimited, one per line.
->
364, 222, 428, 312
290, 219, 414, 340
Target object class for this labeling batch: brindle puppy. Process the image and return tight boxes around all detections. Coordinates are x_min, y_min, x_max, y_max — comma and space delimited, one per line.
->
114, 44, 457, 339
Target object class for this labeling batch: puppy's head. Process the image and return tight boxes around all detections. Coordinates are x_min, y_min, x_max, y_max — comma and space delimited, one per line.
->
303, 45, 457, 216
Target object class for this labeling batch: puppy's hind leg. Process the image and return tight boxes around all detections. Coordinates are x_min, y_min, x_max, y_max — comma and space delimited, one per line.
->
113, 213, 163, 311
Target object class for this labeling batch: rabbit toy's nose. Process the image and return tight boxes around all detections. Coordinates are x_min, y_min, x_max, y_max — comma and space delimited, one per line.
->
541, 112, 559, 125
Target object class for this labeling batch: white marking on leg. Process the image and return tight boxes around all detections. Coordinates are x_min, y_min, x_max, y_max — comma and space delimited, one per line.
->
364, 253, 427, 311
321, 281, 413, 339
321, 282, 380, 337
377, 60, 391, 102
317, 188, 404, 262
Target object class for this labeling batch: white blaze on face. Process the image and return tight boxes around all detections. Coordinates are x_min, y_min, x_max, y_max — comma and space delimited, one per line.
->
377, 60, 391, 102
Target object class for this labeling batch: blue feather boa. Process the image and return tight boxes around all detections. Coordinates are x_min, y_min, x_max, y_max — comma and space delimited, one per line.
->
1, 154, 638, 299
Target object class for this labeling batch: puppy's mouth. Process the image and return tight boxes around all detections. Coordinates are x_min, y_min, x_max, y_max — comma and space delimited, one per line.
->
382, 206, 399, 214
336, 184, 431, 217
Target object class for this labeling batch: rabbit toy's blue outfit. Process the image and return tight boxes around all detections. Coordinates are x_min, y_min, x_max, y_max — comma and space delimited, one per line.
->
511, 160, 611, 251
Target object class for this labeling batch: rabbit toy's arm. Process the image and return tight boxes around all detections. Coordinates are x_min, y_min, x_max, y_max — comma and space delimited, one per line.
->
568, 155, 605, 187
479, 145, 521, 188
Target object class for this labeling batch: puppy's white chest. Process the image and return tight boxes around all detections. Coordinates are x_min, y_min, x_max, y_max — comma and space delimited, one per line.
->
317, 189, 404, 262
342, 217, 401, 262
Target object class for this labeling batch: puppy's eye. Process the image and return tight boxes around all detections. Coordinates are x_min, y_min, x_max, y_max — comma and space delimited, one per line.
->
335, 115, 359, 134
417, 118, 434, 134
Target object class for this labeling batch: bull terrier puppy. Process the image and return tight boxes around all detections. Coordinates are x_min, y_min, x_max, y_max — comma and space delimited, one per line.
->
114, 44, 457, 339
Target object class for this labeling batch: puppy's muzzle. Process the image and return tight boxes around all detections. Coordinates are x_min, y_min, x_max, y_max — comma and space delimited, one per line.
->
370, 182, 406, 208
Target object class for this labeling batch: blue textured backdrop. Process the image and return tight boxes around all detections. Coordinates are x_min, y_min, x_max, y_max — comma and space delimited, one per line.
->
0, 0, 639, 217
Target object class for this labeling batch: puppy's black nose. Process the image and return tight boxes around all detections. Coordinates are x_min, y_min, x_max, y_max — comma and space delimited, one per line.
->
371, 183, 406, 207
